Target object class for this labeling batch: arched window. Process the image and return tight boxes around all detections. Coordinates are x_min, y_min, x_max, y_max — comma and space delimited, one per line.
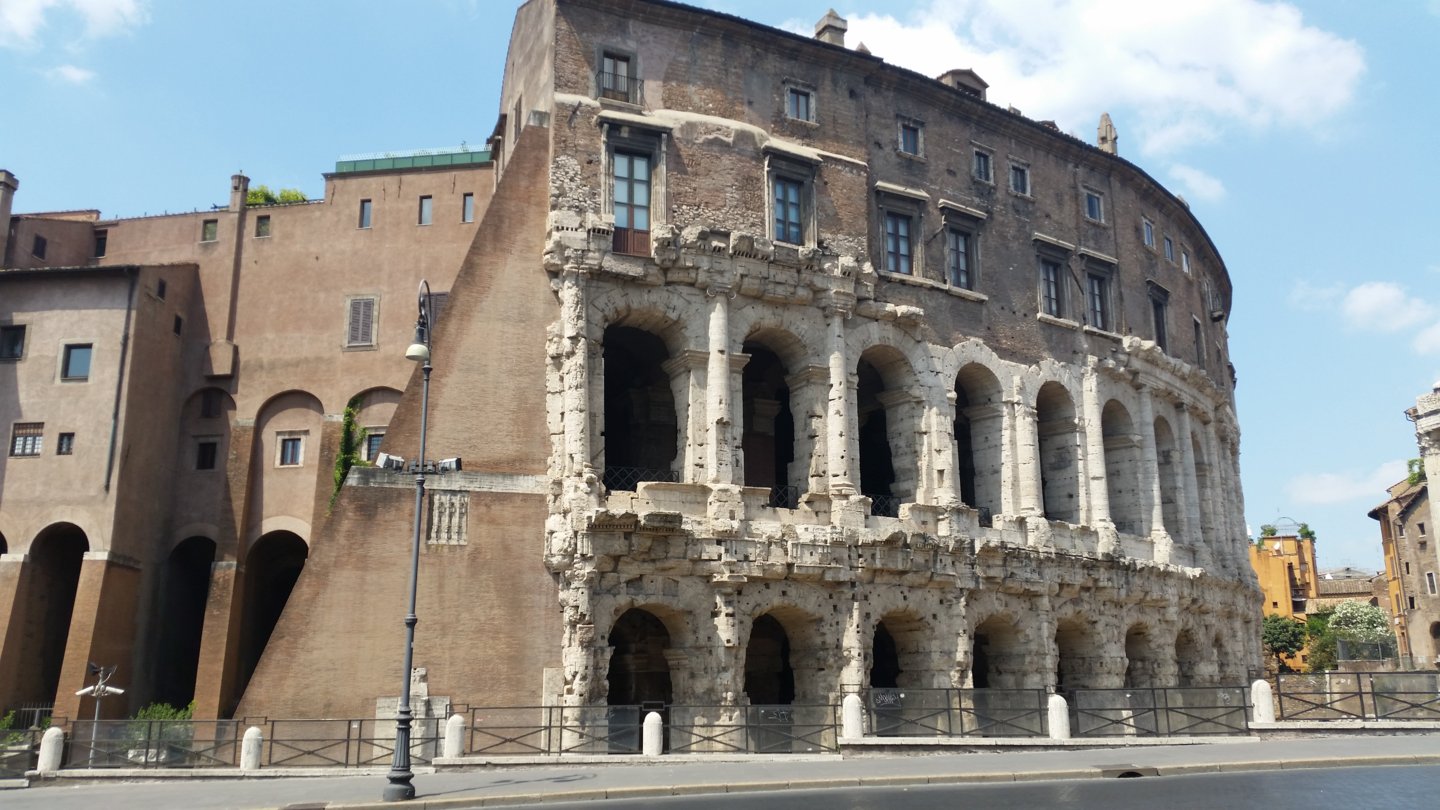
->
954, 364, 1003, 521
602, 326, 677, 490
1036, 382, 1080, 523
741, 343, 796, 507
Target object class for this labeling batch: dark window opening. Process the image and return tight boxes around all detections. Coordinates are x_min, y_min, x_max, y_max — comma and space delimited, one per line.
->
858, 358, 897, 516
196, 440, 218, 470
56, 432, 74, 455
602, 326, 676, 490
884, 212, 912, 274
32, 235, 47, 259
94, 229, 108, 258
0, 325, 25, 359
62, 343, 92, 380
741, 343, 795, 507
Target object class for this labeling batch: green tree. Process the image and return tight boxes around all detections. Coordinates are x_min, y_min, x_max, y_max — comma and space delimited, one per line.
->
1259, 524, 1277, 538
1297, 522, 1315, 541
1261, 613, 1305, 673
246, 184, 308, 206
1408, 458, 1427, 486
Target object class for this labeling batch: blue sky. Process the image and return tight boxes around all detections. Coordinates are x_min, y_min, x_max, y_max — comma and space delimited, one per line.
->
4, 0, 1438, 571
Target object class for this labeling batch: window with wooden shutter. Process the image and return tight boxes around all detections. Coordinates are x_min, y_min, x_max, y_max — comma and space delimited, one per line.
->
346, 296, 377, 347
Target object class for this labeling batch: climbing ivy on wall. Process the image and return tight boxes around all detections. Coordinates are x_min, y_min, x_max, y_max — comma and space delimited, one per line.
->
332, 395, 367, 508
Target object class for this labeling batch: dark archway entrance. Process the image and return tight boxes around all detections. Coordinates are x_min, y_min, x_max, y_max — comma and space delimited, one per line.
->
1055, 617, 1100, 694
606, 609, 673, 707
741, 343, 795, 506
744, 614, 795, 705
602, 325, 677, 490
151, 537, 216, 707
971, 616, 1021, 689
857, 358, 896, 515
234, 531, 307, 713
870, 622, 900, 688
17, 524, 88, 706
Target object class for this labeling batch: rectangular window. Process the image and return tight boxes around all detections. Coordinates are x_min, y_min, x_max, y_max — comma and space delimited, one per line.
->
347, 296, 377, 347
94, 229, 108, 258
1142, 218, 1155, 247
462, 193, 475, 223
899, 122, 922, 156
1151, 291, 1169, 352
201, 219, 218, 242
418, 196, 433, 225
201, 389, 222, 418
1410, 596, 1418, 610
973, 150, 992, 183
57, 432, 74, 455
1084, 190, 1104, 222
196, 440, 218, 470
1010, 164, 1030, 195
32, 235, 47, 259
600, 52, 634, 102
0, 325, 25, 360
358, 199, 373, 229
1087, 272, 1110, 331
884, 212, 913, 274
157, 278, 167, 300
1406, 561, 1412, 575
62, 343, 93, 380
364, 432, 385, 461
1181, 249, 1191, 274
773, 176, 805, 245
1040, 257, 1064, 317
255, 215, 271, 238
946, 228, 972, 289
612, 150, 652, 255
278, 435, 303, 467
1193, 318, 1205, 368
10, 422, 42, 457
173, 315, 183, 336
1421, 522, 1427, 536
1163, 236, 1175, 262
1429, 572, 1438, 595
786, 87, 813, 122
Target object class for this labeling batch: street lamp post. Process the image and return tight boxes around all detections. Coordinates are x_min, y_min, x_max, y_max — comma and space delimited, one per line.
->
384, 279, 434, 802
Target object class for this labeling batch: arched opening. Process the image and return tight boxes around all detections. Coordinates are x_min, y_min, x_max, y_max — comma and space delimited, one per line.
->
744, 614, 795, 706
1054, 617, 1101, 693
871, 622, 901, 689
1036, 382, 1080, 523
1124, 624, 1160, 688
602, 325, 677, 491
0, 532, 8, 554
1175, 628, 1205, 687
151, 537, 216, 708
857, 347, 916, 517
606, 608, 674, 706
234, 531, 308, 712
15, 524, 88, 705
1102, 401, 1142, 535
971, 615, 1022, 689
954, 363, 1003, 521
741, 342, 796, 507
1154, 416, 1180, 536
1192, 432, 1214, 550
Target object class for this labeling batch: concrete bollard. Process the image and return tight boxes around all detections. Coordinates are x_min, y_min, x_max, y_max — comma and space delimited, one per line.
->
1251, 679, 1276, 724
1047, 693, 1071, 740
240, 726, 264, 771
642, 711, 663, 756
37, 726, 65, 774
841, 693, 864, 739
444, 713, 465, 759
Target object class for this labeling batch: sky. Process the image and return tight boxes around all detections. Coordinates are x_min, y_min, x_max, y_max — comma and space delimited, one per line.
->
3, 0, 1438, 571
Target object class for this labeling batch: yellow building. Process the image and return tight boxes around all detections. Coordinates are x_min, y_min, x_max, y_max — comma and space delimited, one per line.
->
1249, 532, 1318, 669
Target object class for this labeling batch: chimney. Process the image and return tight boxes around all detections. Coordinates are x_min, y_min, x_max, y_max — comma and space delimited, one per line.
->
0, 170, 18, 268
230, 173, 250, 211
1098, 113, 1118, 155
815, 9, 847, 47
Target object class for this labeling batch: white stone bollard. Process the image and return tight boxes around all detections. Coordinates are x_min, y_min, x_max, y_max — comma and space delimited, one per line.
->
841, 693, 864, 739
37, 726, 65, 774
444, 713, 465, 759
1047, 693, 1071, 740
240, 726, 264, 771
642, 711, 663, 756
1251, 679, 1276, 724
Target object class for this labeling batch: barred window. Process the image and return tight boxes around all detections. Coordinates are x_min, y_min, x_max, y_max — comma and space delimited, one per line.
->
10, 422, 42, 457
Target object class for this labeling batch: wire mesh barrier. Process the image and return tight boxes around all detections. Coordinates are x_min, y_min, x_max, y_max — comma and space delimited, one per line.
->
863, 689, 1049, 738
1276, 671, 1440, 721
249, 717, 445, 767
0, 727, 41, 777
767, 485, 801, 509
602, 466, 679, 492
63, 720, 244, 768
1069, 687, 1248, 737
867, 493, 901, 518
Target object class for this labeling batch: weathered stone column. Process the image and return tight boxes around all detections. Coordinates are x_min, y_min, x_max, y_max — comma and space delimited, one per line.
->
1013, 400, 1043, 516
727, 354, 750, 484
1175, 405, 1207, 569
825, 306, 855, 495
940, 391, 963, 507
1081, 370, 1117, 554
705, 288, 734, 485
786, 366, 829, 496
558, 270, 590, 477
664, 351, 707, 484
838, 600, 867, 693
1136, 385, 1171, 563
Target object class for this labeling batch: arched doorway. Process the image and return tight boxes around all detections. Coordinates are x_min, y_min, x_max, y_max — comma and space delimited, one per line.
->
744, 614, 795, 706
606, 608, 673, 707
151, 537, 216, 707
971, 615, 1022, 689
870, 621, 901, 689
1037, 382, 1080, 523
234, 531, 308, 711
602, 325, 677, 490
15, 524, 88, 706
740, 343, 795, 506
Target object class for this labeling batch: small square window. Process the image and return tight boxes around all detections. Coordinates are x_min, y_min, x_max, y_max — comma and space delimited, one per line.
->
200, 389, 222, 418
418, 196, 433, 226
94, 229, 108, 258
57, 432, 74, 455
1142, 218, 1155, 247
10, 422, 42, 457
364, 432, 385, 461
359, 199, 373, 229
157, 278, 167, 300
196, 440, 218, 470
884, 211, 914, 274
278, 435, 304, 467
32, 235, 47, 259
973, 151, 992, 183
1163, 236, 1175, 262
899, 122, 922, 156
62, 344, 93, 381
201, 219, 218, 242
786, 87, 813, 122
0, 325, 25, 360
462, 193, 475, 223
255, 215, 271, 238
1084, 190, 1104, 222
173, 315, 184, 336
1010, 164, 1030, 196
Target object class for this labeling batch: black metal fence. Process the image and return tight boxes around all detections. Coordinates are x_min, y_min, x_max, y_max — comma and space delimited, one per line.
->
0, 727, 41, 777
63, 719, 244, 769
1070, 687, 1248, 737
668, 705, 839, 754
1276, 671, 1440, 721
864, 688, 1048, 738
867, 493, 901, 518
249, 717, 445, 767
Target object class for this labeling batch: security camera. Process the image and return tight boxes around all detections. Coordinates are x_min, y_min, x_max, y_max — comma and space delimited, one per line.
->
436, 457, 463, 473
375, 453, 406, 471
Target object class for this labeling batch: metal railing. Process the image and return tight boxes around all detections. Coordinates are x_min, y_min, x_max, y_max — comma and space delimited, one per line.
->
867, 493, 901, 518
602, 465, 677, 491
461, 706, 640, 756
767, 485, 801, 509
249, 717, 445, 767
64, 719, 244, 769
0, 727, 41, 777
1276, 671, 1440, 721
1069, 687, 1248, 737
596, 71, 643, 104
5, 703, 54, 729
667, 705, 839, 754
863, 688, 1048, 738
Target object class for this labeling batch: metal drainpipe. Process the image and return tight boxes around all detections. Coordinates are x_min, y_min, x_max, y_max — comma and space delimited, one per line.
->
104, 268, 138, 492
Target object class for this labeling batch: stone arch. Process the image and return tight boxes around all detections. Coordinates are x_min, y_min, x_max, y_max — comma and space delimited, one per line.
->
1123, 622, 1164, 688
586, 290, 698, 355
869, 609, 933, 690
1175, 626, 1207, 687
606, 607, 675, 707
857, 345, 919, 516
743, 605, 823, 704
1054, 615, 1104, 692
175, 388, 235, 522
1036, 381, 1081, 523
248, 390, 324, 543
12, 523, 89, 706
740, 333, 797, 504
1102, 400, 1143, 535
151, 536, 216, 707
954, 362, 1003, 518
347, 386, 404, 461
1154, 415, 1181, 535
234, 529, 308, 714
1191, 429, 1215, 550
970, 613, 1025, 689
600, 324, 678, 490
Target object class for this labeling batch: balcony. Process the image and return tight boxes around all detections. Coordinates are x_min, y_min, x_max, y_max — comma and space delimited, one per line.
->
597, 70, 643, 105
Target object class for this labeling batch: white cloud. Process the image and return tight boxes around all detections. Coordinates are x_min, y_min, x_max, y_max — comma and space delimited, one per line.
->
1285, 459, 1407, 505
0, 0, 147, 49
1168, 164, 1226, 203
1287, 279, 1344, 312
47, 63, 94, 83
843, 0, 1365, 155
1340, 281, 1433, 333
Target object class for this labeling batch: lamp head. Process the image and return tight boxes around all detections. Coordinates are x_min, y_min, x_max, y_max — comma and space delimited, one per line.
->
405, 341, 430, 362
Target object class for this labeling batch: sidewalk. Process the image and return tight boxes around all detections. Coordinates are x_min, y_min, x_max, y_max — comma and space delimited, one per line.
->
8, 735, 1440, 810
